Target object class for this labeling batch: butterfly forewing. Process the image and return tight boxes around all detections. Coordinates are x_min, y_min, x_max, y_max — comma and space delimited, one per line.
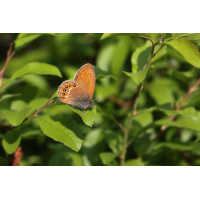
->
74, 63, 95, 100
58, 81, 89, 107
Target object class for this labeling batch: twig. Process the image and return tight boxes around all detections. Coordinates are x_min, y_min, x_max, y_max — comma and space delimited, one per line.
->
9, 147, 23, 166
0, 43, 15, 88
27, 98, 57, 119
119, 39, 164, 166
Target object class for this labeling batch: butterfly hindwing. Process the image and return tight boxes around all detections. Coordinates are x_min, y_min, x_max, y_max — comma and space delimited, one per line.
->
58, 81, 89, 108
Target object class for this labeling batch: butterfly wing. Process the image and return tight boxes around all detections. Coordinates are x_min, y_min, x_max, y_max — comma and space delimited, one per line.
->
74, 63, 95, 100
57, 81, 89, 108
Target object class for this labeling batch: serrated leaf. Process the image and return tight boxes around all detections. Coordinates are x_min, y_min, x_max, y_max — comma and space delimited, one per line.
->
123, 69, 148, 85
14, 33, 56, 51
2, 107, 33, 126
9, 62, 62, 82
167, 38, 200, 68
170, 33, 200, 45
0, 93, 21, 103
2, 129, 21, 154
100, 152, 118, 165
69, 105, 96, 127
100, 33, 150, 40
141, 103, 197, 122
38, 115, 83, 152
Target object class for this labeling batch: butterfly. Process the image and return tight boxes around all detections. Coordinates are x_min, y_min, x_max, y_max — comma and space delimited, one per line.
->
57, 63, 96, 114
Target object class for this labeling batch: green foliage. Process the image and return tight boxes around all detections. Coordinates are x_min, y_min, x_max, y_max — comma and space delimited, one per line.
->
1, 33, 200, 166
38, 115, 83, 152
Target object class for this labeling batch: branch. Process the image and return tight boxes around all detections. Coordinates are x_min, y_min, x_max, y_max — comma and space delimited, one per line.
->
27, 98, 57, 120
119, 40, 162, 166
0, 43, 15, 88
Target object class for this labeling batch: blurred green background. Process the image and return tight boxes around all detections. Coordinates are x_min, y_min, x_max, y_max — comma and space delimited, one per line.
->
1, 33, 200, 166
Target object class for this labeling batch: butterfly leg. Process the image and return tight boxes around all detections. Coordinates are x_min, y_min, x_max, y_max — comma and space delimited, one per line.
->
81, 107, 87, 116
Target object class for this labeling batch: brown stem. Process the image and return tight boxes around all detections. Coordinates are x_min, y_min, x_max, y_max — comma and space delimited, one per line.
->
27, 98, 57, 120
9, 147, 23, 166
0, 43, 15, 88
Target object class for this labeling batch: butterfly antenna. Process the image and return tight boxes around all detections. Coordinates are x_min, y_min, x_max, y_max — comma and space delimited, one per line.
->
92, 96, 104, 102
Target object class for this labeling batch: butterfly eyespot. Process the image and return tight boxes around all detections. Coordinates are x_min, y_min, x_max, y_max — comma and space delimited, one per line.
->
65, 86, 68, 88
62, 93, 66, 96
69, 85, 71, 87
63, 89, 66, 92
73, 84, 76, 87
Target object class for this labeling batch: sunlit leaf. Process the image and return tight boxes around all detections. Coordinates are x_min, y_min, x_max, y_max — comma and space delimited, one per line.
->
123, 69, 148, 85
100, 152, 118, 165
167, 38, 200, 68
14, 33, 56, 51
9, 62, 62, 82
38, 115, 83, 152
69, 105, 96, 127
100, 33, 150, 40
2, 107, 33, 126
0, 94, 21, 103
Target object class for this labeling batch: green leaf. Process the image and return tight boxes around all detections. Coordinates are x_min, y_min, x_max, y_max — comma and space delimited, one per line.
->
9, 62, 62, 82
14, 33, 56, 51
169, 33, 200, 45
167, 38, 200, 68
142, 103, 197, 122
38, 115, 83, 152
164, 33, 173, 41
148, 78, 178, 105
82, 128, 105, 166
125, 159, 145, 166
48, 144, 83, 166
2, 129, 21, 154
100, 33, 150, 40
154, 142, 193, 151
123, 69, 148, 85
100, 152, 118, 165
0, 93, 21, 103
2, 107, 33, 126
131, 40, 151, 72
104, 130, 123, 154
111, 38, 130, 77
69, 105, 96, 127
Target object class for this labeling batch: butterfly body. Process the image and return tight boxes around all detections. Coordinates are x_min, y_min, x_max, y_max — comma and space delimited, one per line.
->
57, 64, 95, 111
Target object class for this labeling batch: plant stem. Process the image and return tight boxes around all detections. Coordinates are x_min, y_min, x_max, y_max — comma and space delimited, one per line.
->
27, 98, 57, 119
120, 41, 160, 166
0, 43, 15, 88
